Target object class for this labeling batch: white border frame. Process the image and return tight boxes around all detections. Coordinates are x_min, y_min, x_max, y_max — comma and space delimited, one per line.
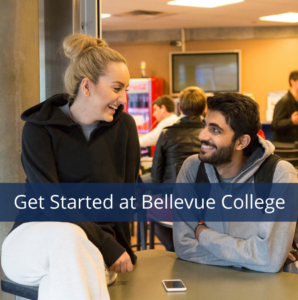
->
169, 50, 242, 96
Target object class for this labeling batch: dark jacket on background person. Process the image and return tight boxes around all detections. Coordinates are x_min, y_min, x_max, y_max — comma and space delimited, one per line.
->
151, 116, 203, 183
272, 91, 298, 143
10, 93, 140, 267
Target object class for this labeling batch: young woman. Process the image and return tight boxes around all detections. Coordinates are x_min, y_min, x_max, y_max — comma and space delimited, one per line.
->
1, 34, 140, 300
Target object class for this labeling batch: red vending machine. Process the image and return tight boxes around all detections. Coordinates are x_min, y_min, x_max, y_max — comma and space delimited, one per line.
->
126, 77, 164, 134
125, 77, 164, 155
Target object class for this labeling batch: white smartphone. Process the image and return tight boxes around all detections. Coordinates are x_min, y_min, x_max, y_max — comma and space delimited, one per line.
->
162, 280, 187, 292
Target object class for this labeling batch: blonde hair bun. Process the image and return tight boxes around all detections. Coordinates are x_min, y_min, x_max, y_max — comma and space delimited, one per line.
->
63, 34, 108, 60
63, 34, 126, 100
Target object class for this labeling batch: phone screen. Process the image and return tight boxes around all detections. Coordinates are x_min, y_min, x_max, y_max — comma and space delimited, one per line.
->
163, 280, 185, 289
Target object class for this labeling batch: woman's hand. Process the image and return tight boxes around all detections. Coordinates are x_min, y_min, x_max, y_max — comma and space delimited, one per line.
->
109, 251, 134, 273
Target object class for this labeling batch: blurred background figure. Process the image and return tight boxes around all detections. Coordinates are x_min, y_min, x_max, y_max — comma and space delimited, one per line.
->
151, 86, 206, 183
272, 70, 298, 143
139, 95, 179, 149
149, 86, 206, 252
140, 95, 179, 183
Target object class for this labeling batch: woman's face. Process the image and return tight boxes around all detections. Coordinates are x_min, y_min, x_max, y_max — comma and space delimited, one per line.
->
86, 62, 130, 123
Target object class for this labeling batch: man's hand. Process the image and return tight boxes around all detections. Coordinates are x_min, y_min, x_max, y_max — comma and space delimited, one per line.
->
195, 224, 208, 240
291, 111, 298, 125
109, 251, 134, 273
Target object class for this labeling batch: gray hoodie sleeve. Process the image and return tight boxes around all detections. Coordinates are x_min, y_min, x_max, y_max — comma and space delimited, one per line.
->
174, 156, 234, 267
174, 157, 297, 273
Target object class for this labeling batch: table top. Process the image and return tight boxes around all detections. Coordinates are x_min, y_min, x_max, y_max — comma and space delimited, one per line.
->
108, 250, 298, 300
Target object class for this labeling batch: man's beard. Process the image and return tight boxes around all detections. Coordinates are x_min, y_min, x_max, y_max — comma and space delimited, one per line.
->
199, 141, 235, 166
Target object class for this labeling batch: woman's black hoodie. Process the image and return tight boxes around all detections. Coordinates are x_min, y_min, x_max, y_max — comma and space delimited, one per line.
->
11, 93, 140, 267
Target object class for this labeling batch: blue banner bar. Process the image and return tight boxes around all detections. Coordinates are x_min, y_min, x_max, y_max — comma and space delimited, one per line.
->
0, 183, 297, 222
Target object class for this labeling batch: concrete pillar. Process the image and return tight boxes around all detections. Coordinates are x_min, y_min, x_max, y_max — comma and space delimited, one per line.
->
0, 1, 39, 299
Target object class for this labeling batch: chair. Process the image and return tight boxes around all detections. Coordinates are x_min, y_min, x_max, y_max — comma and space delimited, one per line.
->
147, 214, 173, 250
273, 141, 296, 150
131, 221, 148, 251
1, 277, 38, 300
274, 149, 298, 158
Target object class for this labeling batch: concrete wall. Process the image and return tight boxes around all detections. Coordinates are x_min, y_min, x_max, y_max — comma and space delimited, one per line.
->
0, 1, 39, 299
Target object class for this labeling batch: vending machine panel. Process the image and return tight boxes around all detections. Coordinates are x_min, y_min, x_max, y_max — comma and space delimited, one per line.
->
126, 77, 164, 135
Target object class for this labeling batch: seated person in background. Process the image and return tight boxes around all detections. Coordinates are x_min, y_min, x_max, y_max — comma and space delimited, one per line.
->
139, 95, 179, 148
150, 87, 206, 251
174, 92, 297, 272
272, 70, 298, 143
151, 86, 206, 183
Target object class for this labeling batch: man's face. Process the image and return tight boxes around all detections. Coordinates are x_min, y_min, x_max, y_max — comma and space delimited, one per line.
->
153, 104, 165, 123
198, 111, 236, 166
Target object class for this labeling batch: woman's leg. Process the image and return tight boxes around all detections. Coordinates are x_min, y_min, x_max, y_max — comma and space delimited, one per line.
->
1, 222, 110, 300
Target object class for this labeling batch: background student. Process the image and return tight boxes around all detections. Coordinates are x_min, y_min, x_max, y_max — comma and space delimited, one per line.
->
139, 95, 179, 148
272, 70, 298, 143
151, 86, 206, 183
150, 86, 206, 252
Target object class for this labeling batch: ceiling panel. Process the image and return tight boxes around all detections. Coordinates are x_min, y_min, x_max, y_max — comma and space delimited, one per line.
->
102, 0, 298, 31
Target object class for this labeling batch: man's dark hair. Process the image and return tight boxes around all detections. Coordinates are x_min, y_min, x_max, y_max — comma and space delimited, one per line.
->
153, 95, 175, 113
207, 92, 261, 156
289, 71, 298, 87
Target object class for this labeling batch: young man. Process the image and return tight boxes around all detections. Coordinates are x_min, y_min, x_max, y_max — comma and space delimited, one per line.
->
272, 70, 298, 142
173, 92, 297, 273
151, 87, 206, 184
139, 95, 179, 148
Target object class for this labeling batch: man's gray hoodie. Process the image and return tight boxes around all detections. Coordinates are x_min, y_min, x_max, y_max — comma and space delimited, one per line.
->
173, 137, 297, 273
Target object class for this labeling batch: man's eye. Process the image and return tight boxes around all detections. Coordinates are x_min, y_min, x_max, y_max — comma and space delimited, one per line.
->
114, 87, 121, 92
211, 127, 219, 133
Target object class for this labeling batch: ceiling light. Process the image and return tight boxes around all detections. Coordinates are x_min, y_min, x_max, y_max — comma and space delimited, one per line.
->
167, 0, 243, 8
101, 14, 111, 18
260, 12, 298, 23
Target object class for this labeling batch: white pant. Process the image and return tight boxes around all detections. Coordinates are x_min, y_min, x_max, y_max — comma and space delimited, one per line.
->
1, 222, 110, 300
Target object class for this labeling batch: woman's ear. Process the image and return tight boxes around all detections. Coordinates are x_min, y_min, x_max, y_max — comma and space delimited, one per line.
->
81, 78, 91, 97
236, 135, 251, 151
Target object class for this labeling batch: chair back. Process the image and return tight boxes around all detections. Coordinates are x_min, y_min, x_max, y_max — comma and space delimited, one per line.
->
274, 149, 298, 158
273, 141, 296, 150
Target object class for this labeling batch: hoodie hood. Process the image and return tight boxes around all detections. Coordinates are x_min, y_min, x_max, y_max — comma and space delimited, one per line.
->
204, 136, 275, 183
21, 93, 124, 127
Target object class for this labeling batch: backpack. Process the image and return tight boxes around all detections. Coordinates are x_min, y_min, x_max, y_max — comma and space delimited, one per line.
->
195, 154, 281, 184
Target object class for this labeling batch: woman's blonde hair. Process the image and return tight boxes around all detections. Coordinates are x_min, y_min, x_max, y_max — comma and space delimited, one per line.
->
179, 86, 207, 117
63, 34, 127, 99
